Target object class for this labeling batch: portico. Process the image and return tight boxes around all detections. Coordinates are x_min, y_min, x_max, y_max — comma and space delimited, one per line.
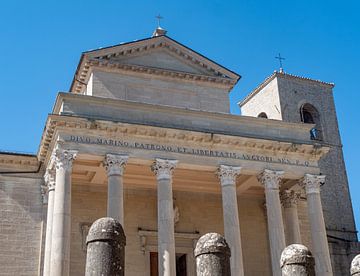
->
38, 93, 332, 275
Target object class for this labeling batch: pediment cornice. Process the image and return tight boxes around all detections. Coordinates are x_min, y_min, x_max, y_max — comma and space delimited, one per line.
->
70, 35, 240, 93
38, 114, 329, 165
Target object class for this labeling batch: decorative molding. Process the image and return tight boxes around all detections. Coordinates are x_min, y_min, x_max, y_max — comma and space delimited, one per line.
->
217, 165, 241, 186
40, 183, 48, 204
257, 169, 284, 190
54, 148, 78, 171
174, 202, 180, 226
86, 60, 235, 88
38, 114, 329, 166
300, 174, 325, 194
103, 154, 128, 176
44, 169, 56, 191
280, 189, 301, 208
72, 36, 239, 93
138, 228, 200, 254
151, 158, 178, 180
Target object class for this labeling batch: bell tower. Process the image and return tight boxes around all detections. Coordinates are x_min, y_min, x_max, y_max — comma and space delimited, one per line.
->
239, 71, 359, 275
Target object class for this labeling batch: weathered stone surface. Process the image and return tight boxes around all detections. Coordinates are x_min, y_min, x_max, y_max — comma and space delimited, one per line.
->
351, 254, 360, 275
280, 244, 315, 276
194, 233, 231, 276
85, 217, 126, 276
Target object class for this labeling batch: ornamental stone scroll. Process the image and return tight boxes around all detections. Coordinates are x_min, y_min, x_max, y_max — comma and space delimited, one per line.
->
103, 154, 129, 176
151, 158, 178, 180
54, 148, 78, 171
217, 165, 241, 186
257, 169, 284, 190
281, 189, 301, 208
300, 174, 325, 194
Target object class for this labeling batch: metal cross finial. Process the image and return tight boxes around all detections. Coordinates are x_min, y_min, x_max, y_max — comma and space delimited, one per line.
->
156, 14, 163, 28
275, 53, 285, 72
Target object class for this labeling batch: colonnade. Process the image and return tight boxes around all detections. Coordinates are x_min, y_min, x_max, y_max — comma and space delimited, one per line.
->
42, 149, 333, 276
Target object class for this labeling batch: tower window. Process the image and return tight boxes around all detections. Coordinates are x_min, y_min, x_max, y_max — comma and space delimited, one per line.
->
300, 103, 322, 140
258, 112, 268, 119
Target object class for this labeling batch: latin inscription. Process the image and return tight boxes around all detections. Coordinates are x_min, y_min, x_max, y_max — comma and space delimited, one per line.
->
67, 135, 311, 167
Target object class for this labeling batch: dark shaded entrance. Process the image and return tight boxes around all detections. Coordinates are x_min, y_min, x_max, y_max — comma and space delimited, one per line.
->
150, 252, 187, 276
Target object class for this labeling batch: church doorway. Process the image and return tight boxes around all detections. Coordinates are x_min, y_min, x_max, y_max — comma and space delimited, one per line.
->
150, 252, 187, 276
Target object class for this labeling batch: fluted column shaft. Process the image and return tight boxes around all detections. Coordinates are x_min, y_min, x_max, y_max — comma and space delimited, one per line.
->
50, 149, 77, 276
217, 165, 244, 276
43, 169, 56, 276
151, 158, 177, 276
104, 154, 128, 225
301, 174, 333, 276
281, 189, 302, 245
258, 169, 286, 276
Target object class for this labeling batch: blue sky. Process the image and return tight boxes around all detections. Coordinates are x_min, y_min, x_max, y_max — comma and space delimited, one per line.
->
0, 1, 359, 234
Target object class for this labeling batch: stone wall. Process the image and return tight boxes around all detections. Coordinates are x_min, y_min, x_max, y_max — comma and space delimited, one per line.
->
86, 70, 230, 113
0, 175, 43, 276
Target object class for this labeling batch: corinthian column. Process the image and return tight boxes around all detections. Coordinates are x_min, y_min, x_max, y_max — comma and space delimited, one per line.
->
50, 149, 77, 276
217, 165, 244, 276
258, 169, 286, 276
151, 158, 178, 276
300, 174, 333, 276
280, 189, 302, 245
43, 168, 56, 276
104, 154, 128, 225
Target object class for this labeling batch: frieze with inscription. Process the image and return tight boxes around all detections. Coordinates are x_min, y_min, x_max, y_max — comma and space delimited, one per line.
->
66, 135, 313, 167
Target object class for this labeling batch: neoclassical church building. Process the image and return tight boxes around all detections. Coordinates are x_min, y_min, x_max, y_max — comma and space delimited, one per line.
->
0, 27, 359, 276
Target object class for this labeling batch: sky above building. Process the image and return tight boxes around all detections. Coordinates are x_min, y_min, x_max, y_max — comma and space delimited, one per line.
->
0, 0, 359, 236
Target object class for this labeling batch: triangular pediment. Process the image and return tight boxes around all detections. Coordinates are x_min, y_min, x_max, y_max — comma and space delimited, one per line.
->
104, 49, 208, 75
71, 35, 240, 93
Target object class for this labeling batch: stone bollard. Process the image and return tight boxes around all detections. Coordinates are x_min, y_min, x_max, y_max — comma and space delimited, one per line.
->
280, 244, 315, 276
85, 217, 126, 276
194, 232, 231, 276
351, 254, 360, 275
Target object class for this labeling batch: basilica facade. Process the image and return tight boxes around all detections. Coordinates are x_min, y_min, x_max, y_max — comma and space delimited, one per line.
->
0, 28, 359, 276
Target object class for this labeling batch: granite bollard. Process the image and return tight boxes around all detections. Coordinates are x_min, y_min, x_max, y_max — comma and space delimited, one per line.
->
351, 254, 360, 276
85, 217, 126, 276
194, 233, 231, 276
280, 244, 315, 276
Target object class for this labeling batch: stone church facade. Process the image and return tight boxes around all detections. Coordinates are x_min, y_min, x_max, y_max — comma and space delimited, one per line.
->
0, 28, 359, 275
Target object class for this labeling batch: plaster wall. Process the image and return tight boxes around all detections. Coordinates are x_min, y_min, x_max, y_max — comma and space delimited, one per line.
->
69, 184, 289, 276
240, 78, 282, 120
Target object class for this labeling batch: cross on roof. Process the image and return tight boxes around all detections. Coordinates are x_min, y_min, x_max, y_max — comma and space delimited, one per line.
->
156, 14, 163, 28
275, 53, 285, 72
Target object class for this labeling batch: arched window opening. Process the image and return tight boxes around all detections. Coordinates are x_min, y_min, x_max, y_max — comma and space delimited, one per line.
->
258, 112, 268, 119
300, 103, 323, 140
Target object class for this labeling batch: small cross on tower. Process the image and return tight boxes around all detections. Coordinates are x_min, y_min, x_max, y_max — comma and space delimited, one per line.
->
156, 14, 163, 28
275, 53, 285, 73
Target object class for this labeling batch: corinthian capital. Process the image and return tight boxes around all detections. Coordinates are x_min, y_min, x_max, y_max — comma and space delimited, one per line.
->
55, 149, 78, 171
44, 169, 56, 191
257, 169, 284, 190
300, 174, 325, 194
151, 158, 178, 180
280, 189, 300, 208
217, 165, 241, 186
104, 154, 129, 176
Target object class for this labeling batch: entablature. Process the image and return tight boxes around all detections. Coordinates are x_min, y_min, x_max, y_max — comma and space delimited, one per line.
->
38, 113, 329, 179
